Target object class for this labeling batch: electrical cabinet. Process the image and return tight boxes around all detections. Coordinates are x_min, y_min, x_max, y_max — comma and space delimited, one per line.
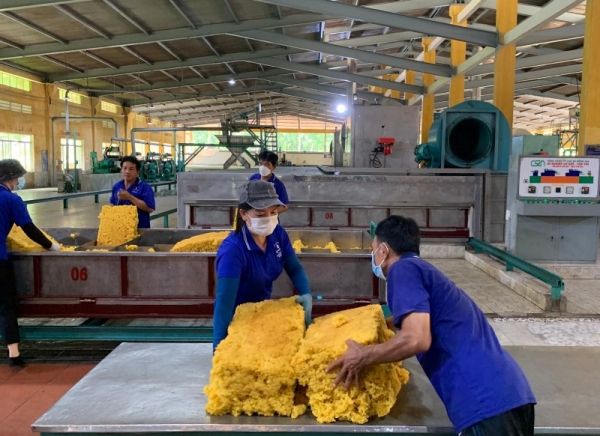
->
515, 216, 599, 262
505, 155, 600, 263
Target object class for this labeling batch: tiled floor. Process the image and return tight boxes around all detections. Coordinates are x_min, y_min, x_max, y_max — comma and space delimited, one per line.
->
429, 259, 543, 315
0, 363, 94, 436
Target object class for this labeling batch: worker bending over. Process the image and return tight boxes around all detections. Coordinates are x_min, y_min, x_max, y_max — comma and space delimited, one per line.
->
110, 156, 155, 228
0, 159, 60, 367
213, 180, 311, 350
249, 151, 289, 214
328, 215, 536, 436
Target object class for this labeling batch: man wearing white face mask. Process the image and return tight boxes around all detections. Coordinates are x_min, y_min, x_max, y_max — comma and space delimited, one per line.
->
248, 151, 289, 214
0, 159, 60, 367
327, 216, 535, 436
213, 180, 312, 351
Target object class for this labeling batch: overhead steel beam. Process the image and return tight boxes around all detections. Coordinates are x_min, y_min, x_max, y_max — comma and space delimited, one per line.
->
93, 69, 290, 94
0, 13, 326, 60
251, 57, 424, 95
0, 36, 23, 50
168, 0, 196, 29
40, 55, 83, 73
102, 0, 150, 35
49, 47, 303, 82
251, 0, 498, 47
0, 60, 47, 78
483, 0, 585, 24
123, 84, 284, 106
157, 98, 287, 117
54, 5, 111, 39
280, 110, 344, 124
0, 1, 88, 11
82, 51, 118, 69
2, 11, 68, 44
504, 0, 585, 45
128, 74, 152, 86
465, 64, 583, 90
468, 48, 583, 76
122, 46, 153, 65
235, 30, 451, 77
272, 88, 339, 105
135, 91, 280, 111
157, 41, 183, 62
517, 23, 584, 47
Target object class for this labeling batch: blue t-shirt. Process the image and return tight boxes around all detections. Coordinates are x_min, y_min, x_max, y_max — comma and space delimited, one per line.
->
249, 173, 289, 205
0, 184, 33, 260
110, 178, 156, 229
216, 224, 294, 307
387, 254, 536, 433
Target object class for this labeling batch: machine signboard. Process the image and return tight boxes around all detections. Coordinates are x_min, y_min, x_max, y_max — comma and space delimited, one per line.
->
518, 156, 600, 199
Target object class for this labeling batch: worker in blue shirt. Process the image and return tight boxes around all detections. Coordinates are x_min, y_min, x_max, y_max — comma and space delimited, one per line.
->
0, 159, 60, 367
110, 156, 155, 228
249, 151, 289, 214
213, 180, 312, 350
328, 215, 536, 436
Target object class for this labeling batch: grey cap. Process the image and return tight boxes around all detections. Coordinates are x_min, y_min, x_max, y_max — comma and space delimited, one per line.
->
0, 159, 26, 183
239, 180, 284, 210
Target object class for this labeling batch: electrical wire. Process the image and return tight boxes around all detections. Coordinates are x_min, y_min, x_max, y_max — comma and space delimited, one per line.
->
369, 152, 382, 168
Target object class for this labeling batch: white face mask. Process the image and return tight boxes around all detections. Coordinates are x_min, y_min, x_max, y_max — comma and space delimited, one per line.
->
258, 165, 272, 177
247, 215, 278, 236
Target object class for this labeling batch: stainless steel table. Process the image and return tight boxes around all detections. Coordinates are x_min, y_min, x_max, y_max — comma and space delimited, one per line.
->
32, 343, 600, 435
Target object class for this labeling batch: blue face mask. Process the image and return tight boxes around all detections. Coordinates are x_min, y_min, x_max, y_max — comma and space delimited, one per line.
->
15, 177, 25, 190
371, 244, 387, 280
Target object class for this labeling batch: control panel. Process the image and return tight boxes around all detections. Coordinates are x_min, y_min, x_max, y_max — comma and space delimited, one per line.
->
518, 156, 600, 203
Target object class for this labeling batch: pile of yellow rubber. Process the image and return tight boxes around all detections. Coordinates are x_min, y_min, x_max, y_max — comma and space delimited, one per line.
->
204, 300, 409, 424
6, 225, 74, 252
170, 231, 230, 252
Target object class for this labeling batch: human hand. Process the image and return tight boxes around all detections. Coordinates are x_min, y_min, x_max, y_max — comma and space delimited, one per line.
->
117, 190, 132, 201
295, 293, 312, 327
48, 242, 61, 251
325, 339, 367, 390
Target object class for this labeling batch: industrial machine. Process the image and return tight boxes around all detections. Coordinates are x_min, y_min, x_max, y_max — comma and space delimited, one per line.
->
11, 228, 378, 318
512, 135, 560, 156
91, 143, 122, 174
139, 152, 176, 183
177, 168, 507, 243
414, 101, 511, 171
505, 155, 600, 262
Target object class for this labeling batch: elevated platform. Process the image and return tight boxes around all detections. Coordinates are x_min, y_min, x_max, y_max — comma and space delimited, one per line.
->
32, 343, 600, 435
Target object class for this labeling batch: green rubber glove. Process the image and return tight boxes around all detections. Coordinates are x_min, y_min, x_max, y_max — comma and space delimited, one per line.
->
295, 294, 313, 327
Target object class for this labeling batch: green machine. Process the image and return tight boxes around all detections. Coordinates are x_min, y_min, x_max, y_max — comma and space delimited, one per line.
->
140, 152, 176, 183
91, 144, 122, 174
511, 135, 560, 156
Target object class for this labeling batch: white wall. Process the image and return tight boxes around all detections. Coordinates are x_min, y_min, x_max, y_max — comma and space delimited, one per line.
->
351, 105, 421, 169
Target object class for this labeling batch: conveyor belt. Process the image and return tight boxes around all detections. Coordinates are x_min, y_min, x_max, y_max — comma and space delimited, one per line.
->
32, 343, 600, 435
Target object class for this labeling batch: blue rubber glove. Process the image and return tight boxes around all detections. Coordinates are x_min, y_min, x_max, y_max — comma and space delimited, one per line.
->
295, 293, 312, 327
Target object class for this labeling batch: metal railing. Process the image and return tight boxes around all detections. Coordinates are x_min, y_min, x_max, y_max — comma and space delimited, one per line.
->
23, 180, 176, 209
468, 238, 565, 305
150, 208, 177, 228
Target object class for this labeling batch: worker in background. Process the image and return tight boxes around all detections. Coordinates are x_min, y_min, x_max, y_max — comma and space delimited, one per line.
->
249, 151, 289, 214
0, 159, 60, 367
110, 156, 155, 229
328, 215, 536, 436
213, 180, 311, 350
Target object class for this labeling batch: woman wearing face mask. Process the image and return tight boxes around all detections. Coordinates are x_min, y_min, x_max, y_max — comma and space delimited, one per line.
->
0, 159, 60, 367
212, 180, 312, 351
248, 151, 289, 214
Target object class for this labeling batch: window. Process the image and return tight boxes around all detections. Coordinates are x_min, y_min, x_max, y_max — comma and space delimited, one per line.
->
278, 132, 333, 153
0, 72, 31, 92
0, 99, 32, 114
163, 144, 173, 155
149, 144, 160, 154
58, 89, 82, 105
60, 137, 84, 170
0, 133, 34, 171
101, 101, 118, 113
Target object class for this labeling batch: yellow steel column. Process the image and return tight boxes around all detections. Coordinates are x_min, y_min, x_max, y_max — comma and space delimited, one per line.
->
405, 70, 416, 101
449, 4, 467, 106
421, 37, 436, 143
578, 0, 600, 155
492, 0, 518, 127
